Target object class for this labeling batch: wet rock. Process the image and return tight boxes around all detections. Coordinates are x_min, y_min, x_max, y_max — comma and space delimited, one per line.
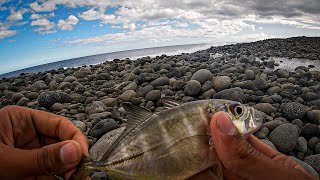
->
119, 90, 136, 102
244, 70, 255, 80
73, 120, 86, 132
37, 91, 71, 108
295, 137, 308, 153
190, 69, 213, 84
301, 124, 320, 139
167, 68, 182, 78
101, 98, 118, 107
86, 101, 107, 115
213, 87, 245, 102
150, 77, 170, 87
145, 90, 161, 102
51, 103, 65, 111
308, 137, 319, 150
184, 80, 201, 96
253, 103, 276, 115
280, 102, 306, 121
138, 73, 159, 83
269, 123, 299, 152
212, 76, 231, 92
16, 97, 30, 106
11, 92, 24, 102
277, 69, 290, 78
26, 92, 39, 100
63, 76, 77, 82
89, 119, 119, 138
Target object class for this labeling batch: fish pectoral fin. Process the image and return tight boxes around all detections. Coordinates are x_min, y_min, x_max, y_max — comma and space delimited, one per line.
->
161, 97, 181, 109
122, 103, 154, 128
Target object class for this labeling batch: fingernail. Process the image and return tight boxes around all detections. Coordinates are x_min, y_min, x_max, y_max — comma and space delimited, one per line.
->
217, 113, 237, 135
60, 143, 78, 164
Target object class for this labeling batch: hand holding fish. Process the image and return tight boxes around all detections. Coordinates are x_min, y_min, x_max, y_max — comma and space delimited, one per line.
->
191, 111, 316, 180
0, 105, 89, 180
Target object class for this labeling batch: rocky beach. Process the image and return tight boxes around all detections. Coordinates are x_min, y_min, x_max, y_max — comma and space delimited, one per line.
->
1, 36, 320, 179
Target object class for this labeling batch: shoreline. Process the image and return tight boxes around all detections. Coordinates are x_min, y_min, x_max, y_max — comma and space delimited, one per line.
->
0, 36, 320, 178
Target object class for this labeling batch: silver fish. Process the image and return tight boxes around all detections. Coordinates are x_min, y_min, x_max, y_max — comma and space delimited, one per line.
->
75, 99, 262, 180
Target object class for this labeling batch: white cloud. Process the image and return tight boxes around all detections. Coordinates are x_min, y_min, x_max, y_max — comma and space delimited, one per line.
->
30, 12, 55, 20
0, 29, 16, 40
31, 18, 56, 34
57, 15, 79, 30
79, 8, 115, 23
30, 1, 56, 12
7, 8, 28, 21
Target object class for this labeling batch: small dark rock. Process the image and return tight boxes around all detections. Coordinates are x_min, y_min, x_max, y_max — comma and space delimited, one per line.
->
269, 123, 299, 152
89, 119, 119, 137
184, 80, 201, 96
145, 90, 161, 102
301, 124, 320, 139
213, 87, 245, 102
280, 102, 306, 121
37, 91, 71, 108
190, 69, 213, 84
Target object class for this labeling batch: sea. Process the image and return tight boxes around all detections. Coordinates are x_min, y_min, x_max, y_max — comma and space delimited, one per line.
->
0, 43, 214, 79
1, 43, 319, 79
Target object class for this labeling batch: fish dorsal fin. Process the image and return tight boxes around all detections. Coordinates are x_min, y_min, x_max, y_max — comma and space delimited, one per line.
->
122, 103, 153, 128
102, 103, 153, 160
162, 98, 181, 109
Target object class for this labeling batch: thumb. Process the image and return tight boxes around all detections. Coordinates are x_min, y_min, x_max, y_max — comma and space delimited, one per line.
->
210, 111, 265, 178
0, 140, 83, 178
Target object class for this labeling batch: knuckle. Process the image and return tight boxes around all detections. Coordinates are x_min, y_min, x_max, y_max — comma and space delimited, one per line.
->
37, 147, 57, 175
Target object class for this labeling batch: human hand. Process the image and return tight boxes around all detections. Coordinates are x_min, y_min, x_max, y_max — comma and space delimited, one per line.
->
0, 105, 89, 180
190, 111, 316, 180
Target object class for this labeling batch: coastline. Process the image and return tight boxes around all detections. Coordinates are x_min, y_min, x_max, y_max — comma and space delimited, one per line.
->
0, 36, 320, 178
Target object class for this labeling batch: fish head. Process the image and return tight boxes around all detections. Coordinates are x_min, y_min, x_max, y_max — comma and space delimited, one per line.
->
215, 101, 263, 135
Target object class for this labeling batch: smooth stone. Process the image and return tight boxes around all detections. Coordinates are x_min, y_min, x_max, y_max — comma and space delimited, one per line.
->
212, 76, 231, 92
37, 91, 71, 108
301, 124, 320, 139
11, 92, 24, 102
51, 103, 65, 111
16, 97, 30, 106
86, 101, 107, 115
201, 81, 213, 93
244, 70, 255, 80
280, 102, 306, 121
167, 68, 182, 78
190, 69, 213, 85
308, 137, 319, 150
291, 119, 304, 129
137, 85, 154, 97
74, 84, 85, 94
253, 103, 276, 115
89, 119, 119, 138
212, 87, 245, 102
269, 123, 299, 152
150, 77, 170, 87
101, 98, 118, 107
73, 120, 86, 132
119, 90, 136, 102
123, 82, 138, 91
184, 80, 201, 96
89, 112, 112, 120
138, 73, 159, 83
89, 127, 125, 161
202, 89, 216, 99
315, 143, 320, 154
306, 110, 320, 124
63, 75, 77, 82
295, 137, 308, 153
277, 69, 290, 78
26, 92, 39, 100
267, 86, 281, 95
145, 90, 161, 102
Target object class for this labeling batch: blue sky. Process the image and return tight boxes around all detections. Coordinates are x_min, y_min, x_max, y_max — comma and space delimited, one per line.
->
0, 0, 320, 75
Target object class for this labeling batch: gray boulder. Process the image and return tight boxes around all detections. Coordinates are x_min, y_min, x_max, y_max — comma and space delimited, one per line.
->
269, 123, 299, 152
212, 76, 231, 92
190, 69, 213, 85
213, 87, 245, 102
184, 80, 201, 96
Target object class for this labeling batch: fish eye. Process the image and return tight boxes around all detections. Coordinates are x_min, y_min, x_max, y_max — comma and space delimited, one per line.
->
231, 105, 243, 117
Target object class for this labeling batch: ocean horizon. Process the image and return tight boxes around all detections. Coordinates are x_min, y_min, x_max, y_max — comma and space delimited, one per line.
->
0, 43, 220, 79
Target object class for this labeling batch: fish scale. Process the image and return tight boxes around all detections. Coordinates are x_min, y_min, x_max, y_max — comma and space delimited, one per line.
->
75, 99, 262, 180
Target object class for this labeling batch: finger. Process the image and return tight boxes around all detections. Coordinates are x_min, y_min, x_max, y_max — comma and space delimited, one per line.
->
0, 140, 82, 177
7, 106, 89, 156
247, 135, 309, 174
210, 112, 281, 179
